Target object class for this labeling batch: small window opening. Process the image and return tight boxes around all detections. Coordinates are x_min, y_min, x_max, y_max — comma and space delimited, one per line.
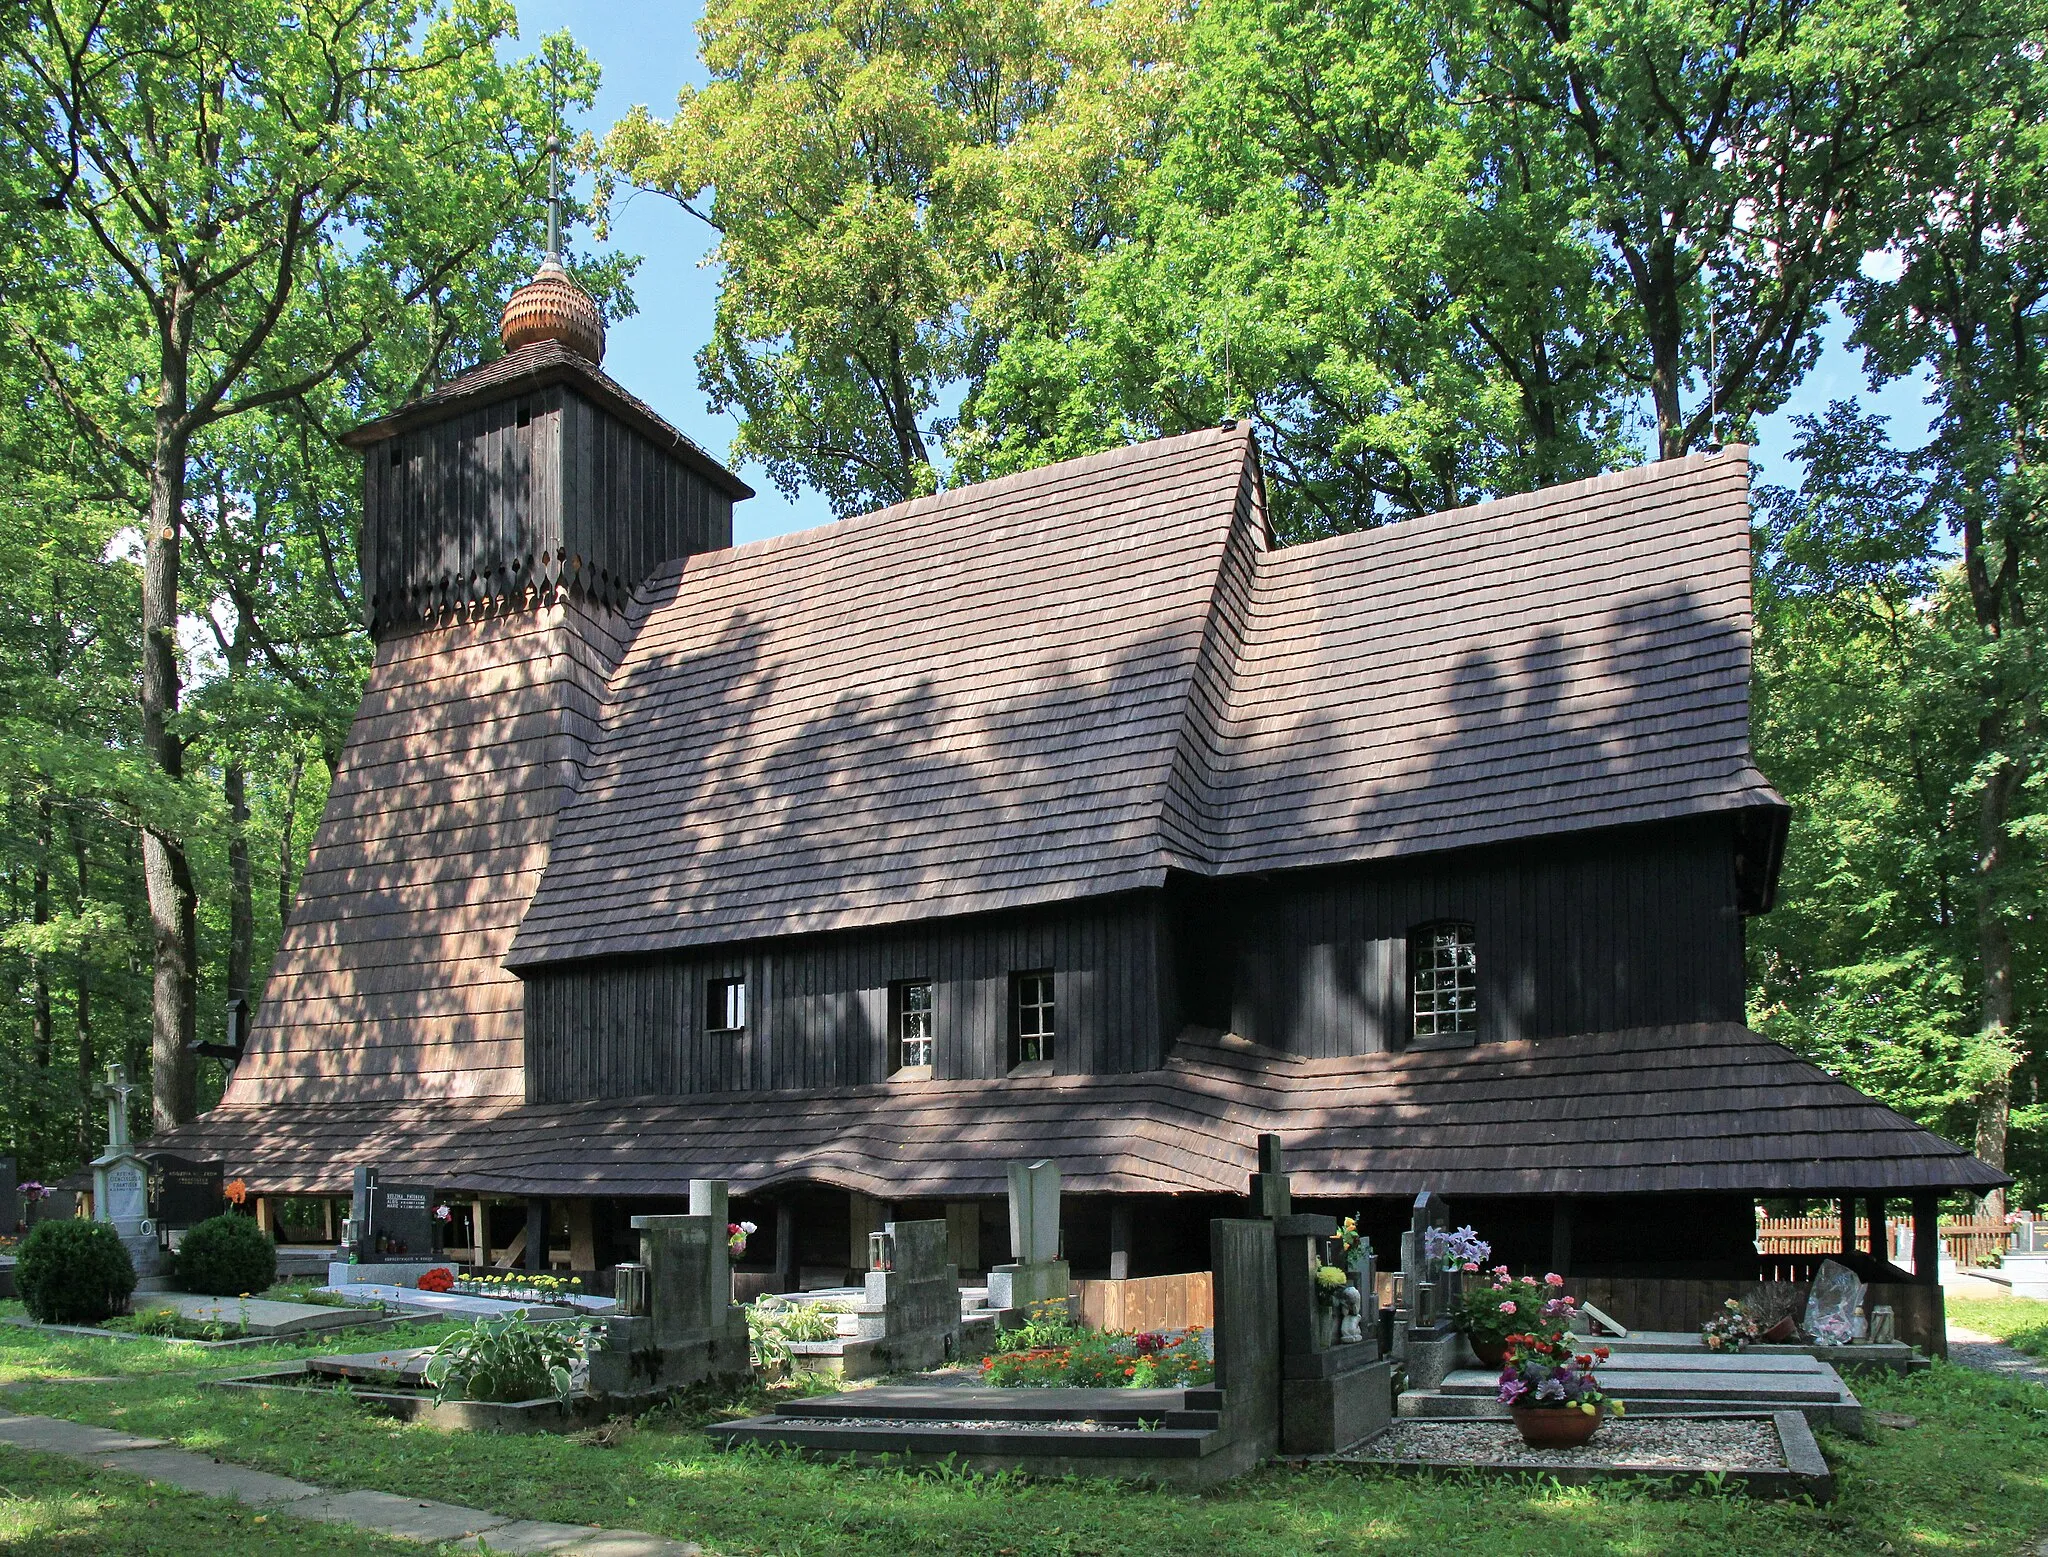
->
516, 401, 532, 427
894, 980, 934, 1071
705, 977, 747, 1033
1410, 922, 1477, 1039
1012, 971, 1055, 1066
389, 443, 404, 468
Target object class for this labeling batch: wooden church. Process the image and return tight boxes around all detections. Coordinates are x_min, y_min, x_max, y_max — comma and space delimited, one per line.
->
156, 247, 2002, 1292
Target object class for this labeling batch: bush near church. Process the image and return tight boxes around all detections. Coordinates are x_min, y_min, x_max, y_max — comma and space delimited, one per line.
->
172, 1212, 276, 1296
16, 1220, 136, 1324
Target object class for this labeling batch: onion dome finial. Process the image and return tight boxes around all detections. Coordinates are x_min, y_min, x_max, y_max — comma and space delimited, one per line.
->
498, 134, 606, 364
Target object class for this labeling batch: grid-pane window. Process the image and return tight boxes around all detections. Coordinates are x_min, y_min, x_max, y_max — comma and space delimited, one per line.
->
1013, 972, 1055, 1065
706, 977, 747, 1033
1410, 924, 1477, 1038
897, 981, 934, 1070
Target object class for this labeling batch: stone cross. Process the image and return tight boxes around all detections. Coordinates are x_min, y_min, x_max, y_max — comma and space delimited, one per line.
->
103, 1062, 136, 1150
1249, 1132, 1292, 1219
1006, 1159, 1061, 1266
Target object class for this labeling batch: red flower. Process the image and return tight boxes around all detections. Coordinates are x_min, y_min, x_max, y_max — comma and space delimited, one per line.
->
415, 1267, 455, 1294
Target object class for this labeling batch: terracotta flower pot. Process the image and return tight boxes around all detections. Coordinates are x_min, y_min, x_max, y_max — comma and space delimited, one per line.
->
1510, 1402, 1605, 1449
1469, 1335, 1511, 1368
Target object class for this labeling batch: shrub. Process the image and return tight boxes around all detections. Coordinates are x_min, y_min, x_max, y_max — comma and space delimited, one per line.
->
16, 1219, 136, 1324
745, 1296, 843, 1368
172, 1213, 276, 1296
981, 1326, 1212, 1388
423, 1313, 594, 1403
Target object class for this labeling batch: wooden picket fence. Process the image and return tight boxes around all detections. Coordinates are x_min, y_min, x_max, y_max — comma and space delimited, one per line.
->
1754, 1213, 2011, 1268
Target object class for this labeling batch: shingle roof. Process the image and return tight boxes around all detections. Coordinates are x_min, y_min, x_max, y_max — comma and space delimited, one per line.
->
156, 1024, 2004, 1199
508, 426, 1266, 964
509, 438, 1781, 965
340, 340, 754, 501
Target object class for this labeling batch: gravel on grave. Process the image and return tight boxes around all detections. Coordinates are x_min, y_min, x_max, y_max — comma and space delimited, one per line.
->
1346, 1417, 1784, 1470
782, 1416, 1149, 1434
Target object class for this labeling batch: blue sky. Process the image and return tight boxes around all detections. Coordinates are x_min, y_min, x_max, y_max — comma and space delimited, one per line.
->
517, 1, 1934, 544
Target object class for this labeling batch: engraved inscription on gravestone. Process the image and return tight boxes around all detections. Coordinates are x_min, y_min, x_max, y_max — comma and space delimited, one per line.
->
350, 1166, 439, 1261
145, 1154, 224, 1230
102, 1160, 147, 1229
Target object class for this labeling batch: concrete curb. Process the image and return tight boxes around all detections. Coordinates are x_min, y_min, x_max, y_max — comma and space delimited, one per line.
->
0, 1407, 703, 1553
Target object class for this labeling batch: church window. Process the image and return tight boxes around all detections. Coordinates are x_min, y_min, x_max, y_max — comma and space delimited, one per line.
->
894, 980, 935, 1071
706, 977, 747, 1033
1012, 971, 1055, 1066
1410, 923, 1477, 1038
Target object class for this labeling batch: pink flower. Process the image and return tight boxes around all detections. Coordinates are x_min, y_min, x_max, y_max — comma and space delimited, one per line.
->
1492, 1265, 1510, 1276
1463, 1262, 1480, 1272
1499, 1301, 1517, 1314
1545, 1273, 1564, 1286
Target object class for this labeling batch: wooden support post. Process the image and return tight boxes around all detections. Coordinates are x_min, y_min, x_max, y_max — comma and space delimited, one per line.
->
1109, 1201, 1133, 1283
1911, 1191, 1940, 1285
322, 1198, 336, 1243
775, 1201, 797, 1293
1550, 1199, 1574, 1277
1864, 1196, 1886, 1259
471, 1198, 488, 1267
253, 1197, 274, 1237
1839, 1196, 1856, 1255
565, 1199, 596, 1272
525, 1197, 549, 1275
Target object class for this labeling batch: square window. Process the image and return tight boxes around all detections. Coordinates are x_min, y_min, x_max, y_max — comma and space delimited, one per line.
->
1410, 924, 1477, 1039
894, 980, 934, 1071
706, 977, 747, 1033
1012, 971, 1055, 1066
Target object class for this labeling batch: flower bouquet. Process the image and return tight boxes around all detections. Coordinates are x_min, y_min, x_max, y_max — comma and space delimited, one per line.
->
1496, 1334, 1622, 1448
416, 1266, 456, 1294
1452, 1268, 1576, 1367
727, 1220, 757, 1257
1701, 1297, 1760, 1352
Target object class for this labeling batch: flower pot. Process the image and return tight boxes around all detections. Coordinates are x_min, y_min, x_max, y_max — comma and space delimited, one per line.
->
1469, 1335, 1511, 1369
1510, 1403, 1605, 1449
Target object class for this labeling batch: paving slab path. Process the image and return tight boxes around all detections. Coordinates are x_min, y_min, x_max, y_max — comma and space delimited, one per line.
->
0, 1406, 702, 1555
1947, 1324, 2048, 1386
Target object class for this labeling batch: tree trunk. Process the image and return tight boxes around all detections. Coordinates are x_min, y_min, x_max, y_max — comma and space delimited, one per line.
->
226, 761, 252, 1005
278, 751, 304, 929
142, 391, 198, 1129
70, 817, 92, 1167
31, 797, 51, 1070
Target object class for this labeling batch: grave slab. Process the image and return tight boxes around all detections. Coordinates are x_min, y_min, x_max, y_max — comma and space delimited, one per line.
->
450, 1518, 617, 1554
85, 1447, 321, 1505
318, 1282, 572, 1319
135, 1291, 377, 1337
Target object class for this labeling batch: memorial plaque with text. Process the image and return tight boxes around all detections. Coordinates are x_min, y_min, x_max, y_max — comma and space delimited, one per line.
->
352, 1168, 439, 1261
145, 1154, 224, 1229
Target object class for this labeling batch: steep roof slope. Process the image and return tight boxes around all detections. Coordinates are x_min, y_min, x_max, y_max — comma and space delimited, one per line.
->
1209, 446, 1780, 871
510, 440, 1778, 964
508, 426, 1264, 964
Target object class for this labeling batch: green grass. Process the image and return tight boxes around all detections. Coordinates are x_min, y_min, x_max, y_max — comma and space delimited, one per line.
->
0, 1441, 420, 1554
1, 1309, 2047, 1555
1945, 1292, 2048, 1356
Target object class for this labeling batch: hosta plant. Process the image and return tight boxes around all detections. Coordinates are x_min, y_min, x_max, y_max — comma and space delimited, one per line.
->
422, 1314, 597, 1404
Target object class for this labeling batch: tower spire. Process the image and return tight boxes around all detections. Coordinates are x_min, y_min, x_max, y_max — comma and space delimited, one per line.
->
499, 126, 605, 364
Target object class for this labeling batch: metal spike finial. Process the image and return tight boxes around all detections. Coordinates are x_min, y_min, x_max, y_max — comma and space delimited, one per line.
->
546, 134, 562, 262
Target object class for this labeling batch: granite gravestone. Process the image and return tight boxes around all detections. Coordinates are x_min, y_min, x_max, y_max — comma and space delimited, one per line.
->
0, 1154, 15, 1237
1392, 1189, 1461, 1390
349, 1167, 439, 1261
987, 1159, 1069, 1321
589, 1178, 749, 1401
848, 1218, 961, 1372
145, 1154, 224, 1235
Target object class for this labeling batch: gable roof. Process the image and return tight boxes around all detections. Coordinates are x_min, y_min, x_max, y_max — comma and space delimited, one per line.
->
508, 426, 1266, 964
508, 437, 1782, 966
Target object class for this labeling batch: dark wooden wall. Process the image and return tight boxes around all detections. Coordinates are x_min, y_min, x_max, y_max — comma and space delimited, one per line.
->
525, 895, 1177, 1101
361, 384, 731, 634
1197, 818, 1745, 1056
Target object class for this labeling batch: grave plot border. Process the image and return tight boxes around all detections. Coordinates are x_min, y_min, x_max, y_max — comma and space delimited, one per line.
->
1313, 1409, 1834, 1502
2, 1314, 405, 1351
205, 1364, 630, 1434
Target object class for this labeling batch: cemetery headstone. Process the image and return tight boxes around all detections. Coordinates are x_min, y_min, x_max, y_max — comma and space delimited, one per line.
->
89, 1064, 162, 1280
987, 1159, 1069, 1321
329, 1166, 443, 1286
1251, 1137, 1395, 1454
144, 1153, 224, 1239
848, 1217, 962, 1371
589, 1179, 749, 1401
1393, 1189, 1459, 1390
0, 1154, 16, 1237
